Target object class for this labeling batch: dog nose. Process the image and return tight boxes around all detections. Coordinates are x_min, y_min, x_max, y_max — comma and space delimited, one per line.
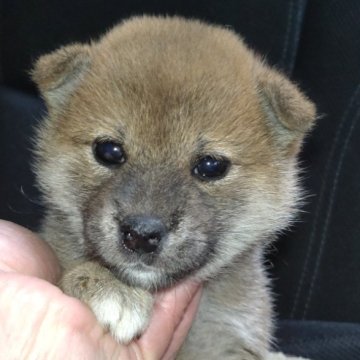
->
120, 215, 166, 254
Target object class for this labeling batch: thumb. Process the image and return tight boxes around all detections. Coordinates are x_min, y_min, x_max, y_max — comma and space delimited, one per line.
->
135, 281, 202, 360
0, 220, 60, 283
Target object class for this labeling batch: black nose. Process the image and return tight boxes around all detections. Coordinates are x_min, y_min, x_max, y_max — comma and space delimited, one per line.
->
120, 215, 166, 254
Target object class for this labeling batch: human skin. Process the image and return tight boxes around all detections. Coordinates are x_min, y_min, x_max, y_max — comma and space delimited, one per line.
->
0, 220, 202, 360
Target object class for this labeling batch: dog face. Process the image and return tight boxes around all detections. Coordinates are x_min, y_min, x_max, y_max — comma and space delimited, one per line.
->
33, 17, 315, 290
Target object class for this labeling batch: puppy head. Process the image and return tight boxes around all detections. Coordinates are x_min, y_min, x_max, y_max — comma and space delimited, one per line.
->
33, 16, 315, 289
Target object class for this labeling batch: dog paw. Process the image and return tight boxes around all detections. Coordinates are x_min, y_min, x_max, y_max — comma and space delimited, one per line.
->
60, 262, 154, 343
89, 286, 153, 343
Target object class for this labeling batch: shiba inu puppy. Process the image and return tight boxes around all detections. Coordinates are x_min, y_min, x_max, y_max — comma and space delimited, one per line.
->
32, 16, 315, 359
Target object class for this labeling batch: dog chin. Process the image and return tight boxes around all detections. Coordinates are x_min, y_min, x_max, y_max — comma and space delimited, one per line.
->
115, 263, 174, 290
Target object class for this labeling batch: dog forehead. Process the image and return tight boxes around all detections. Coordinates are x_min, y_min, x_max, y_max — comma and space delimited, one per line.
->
87, 16, 257, 110
60, 17, 271, 162
72, 75, 263, 162
88, 34, 259, 131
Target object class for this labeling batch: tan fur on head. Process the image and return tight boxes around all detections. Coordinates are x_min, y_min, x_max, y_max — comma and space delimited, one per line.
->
33, 16, 315, 359
32, 17, 315, 154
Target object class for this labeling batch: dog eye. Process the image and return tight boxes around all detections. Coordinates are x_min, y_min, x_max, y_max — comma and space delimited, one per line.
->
192, 156, 230, 181
93, 139, 126, 166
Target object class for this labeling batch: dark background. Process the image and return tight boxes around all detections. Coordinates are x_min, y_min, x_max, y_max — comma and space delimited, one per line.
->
1, 1, 360, 358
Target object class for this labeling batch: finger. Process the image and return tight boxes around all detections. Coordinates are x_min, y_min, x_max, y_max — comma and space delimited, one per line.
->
135, 281, 202, 360
0, 220, 60, 283
161, 286, 202, 360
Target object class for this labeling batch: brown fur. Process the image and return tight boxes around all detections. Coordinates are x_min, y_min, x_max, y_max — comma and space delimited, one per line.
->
32, 16, 315, 359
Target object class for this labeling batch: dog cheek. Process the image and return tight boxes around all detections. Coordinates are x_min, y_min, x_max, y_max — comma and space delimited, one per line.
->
82, 187, 118, 251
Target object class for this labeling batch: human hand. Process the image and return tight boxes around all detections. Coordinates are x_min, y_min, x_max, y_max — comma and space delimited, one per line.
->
0, 220, 202, 360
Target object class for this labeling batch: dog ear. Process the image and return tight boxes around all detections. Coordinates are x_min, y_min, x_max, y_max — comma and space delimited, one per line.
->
32, 44, 91, 110
256, 64, 316, 155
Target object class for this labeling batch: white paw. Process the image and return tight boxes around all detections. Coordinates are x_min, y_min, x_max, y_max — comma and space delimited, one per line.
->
89, 289, 153, 343
267, 352, 310, 360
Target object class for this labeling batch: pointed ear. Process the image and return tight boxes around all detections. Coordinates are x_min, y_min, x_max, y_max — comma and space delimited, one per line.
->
31, 43, 91, 110
256, 64, 316, 155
